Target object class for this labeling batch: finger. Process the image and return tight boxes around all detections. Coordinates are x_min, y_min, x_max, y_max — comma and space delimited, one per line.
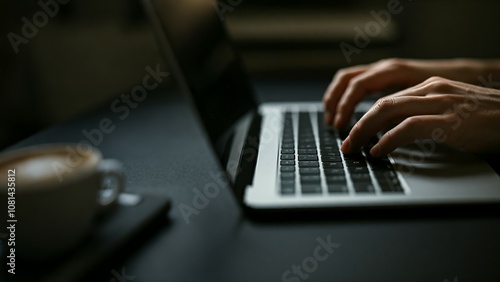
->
342, 95, 451, 154
370, 115, 450, 157
390, 76, 469, 98
323, 65, 369, 124
334, 65, 413, 129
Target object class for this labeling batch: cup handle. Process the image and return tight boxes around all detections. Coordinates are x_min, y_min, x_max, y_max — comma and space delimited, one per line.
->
96, 159, 125, 213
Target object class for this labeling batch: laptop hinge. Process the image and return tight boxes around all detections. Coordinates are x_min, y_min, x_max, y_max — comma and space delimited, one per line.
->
233, 112, 262, 201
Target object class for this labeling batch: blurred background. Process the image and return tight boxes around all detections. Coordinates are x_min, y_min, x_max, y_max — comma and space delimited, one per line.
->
1, 0, 500, 150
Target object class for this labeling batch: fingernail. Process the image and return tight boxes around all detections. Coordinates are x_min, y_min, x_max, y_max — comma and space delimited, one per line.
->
370, 144, 380, 157
341, 136, 351, 153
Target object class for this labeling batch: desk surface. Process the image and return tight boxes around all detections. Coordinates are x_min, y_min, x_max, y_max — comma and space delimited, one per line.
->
8, 79, 500, 282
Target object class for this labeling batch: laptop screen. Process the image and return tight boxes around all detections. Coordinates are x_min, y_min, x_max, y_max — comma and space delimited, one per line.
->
144, 0, 258, 146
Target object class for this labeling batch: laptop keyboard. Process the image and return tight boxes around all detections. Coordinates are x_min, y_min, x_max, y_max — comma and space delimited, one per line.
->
279, 111, 404, 196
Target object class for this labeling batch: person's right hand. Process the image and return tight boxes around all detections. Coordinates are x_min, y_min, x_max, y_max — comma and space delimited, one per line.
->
323, 58, 498, 129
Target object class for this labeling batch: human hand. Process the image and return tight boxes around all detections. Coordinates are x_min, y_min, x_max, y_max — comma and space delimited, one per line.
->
323, 58, 499, 129
340, 76, 500, 157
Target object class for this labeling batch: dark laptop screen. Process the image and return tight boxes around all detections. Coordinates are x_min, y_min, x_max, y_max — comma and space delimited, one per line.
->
144, 0, 258, 146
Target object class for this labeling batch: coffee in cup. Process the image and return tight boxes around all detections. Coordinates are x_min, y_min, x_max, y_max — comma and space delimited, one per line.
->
0, 143, 124, 261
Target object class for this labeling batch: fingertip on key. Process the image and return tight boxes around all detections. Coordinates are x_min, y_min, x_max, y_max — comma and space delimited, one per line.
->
370, 144, 381, 158
341, 136, 351, 154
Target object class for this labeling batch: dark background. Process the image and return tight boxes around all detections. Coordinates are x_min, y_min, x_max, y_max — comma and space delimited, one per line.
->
1, 0, 500, 149
2, 1, 500, 281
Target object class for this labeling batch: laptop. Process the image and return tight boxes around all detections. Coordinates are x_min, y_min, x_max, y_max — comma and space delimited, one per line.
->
142, 0, 500, 211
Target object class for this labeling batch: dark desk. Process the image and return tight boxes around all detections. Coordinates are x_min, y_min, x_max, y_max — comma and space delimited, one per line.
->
8, 80, 500, 282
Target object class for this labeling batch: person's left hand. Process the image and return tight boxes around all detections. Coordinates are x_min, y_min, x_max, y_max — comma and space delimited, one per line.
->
341, 76, 500, 157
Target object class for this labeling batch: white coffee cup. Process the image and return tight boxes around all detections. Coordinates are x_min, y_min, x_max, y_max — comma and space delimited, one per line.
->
0, 143, 124, 261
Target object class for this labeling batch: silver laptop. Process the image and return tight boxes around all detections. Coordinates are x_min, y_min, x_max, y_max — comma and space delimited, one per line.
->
143, 0, 500, 211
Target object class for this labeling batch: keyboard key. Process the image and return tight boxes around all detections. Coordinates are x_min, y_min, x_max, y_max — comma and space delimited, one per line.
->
280, 154, 294, 160
298, 149, 317, 155
301, 184, 322, 194
300, 175, 321, 183
325, 175, 346, 183
281, 179, 295, 185
379, 182, 403, 193
326, 174, 348, 194
281, 166, 295, 172
281, 183, 295, 195
327, 184, 348, 193
366, 155, 390, 162
282, 138, 294, 144
320, 145, 338, 151
345, 160, 367, 167
348, 166, 368, 173
343, 152, 364, 160
322, 162, 343, 169
373, 170, 397, 179
299, 161, 320, 167
350, 173, 371, 181
281, 143, 294, 149
300, 168, 320, 175
376, 171, 404, 193
324, 130, 339, 138
321, 156, 342, 162
320, 135, 337, 142
298, 144, 317, 149
324, 169, 345, 176
281, 149, 295, 154
299, 155, 318, 161
353, 181, 375, 193
369, 160, 393, 171
300, 138, 315, 143
280, 172, 295, 179
280, 160, 295, 166
321, 151, 341, 156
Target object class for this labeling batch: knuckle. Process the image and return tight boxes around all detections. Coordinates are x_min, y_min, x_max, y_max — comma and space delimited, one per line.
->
427, 95, 458, 112
333, 68, 352, 82
334, 69, 348, 78
347, 77, 364, 91
441, 113, 457, 124
423, 76, 451, 92
378, 58, 406, 69
374, 97, 396, 113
